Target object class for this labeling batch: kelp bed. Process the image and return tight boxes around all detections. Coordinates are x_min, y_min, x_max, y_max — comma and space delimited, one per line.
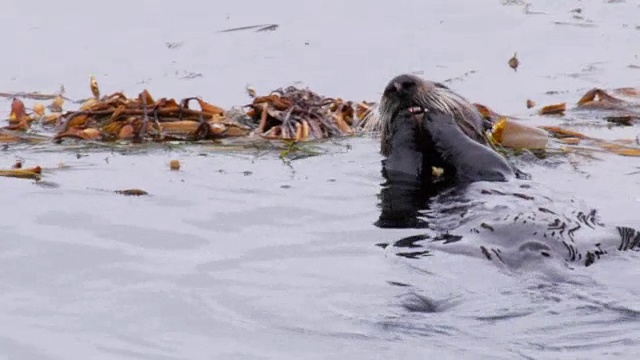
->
2, 76, 640, 160
0, 76, 375, 146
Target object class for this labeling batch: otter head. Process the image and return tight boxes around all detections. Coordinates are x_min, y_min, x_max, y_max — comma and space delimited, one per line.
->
379, 74, 432, 158
378, 74, 459, 164
379, 74, 489, 157
377, 74, 444, 186
379, 74, 430, 123
378, 73, 508, 188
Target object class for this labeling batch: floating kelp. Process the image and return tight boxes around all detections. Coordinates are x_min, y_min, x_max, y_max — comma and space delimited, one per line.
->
169, 159, 181, 170
539, 103, 566, 115
1, 76, 374, 146
115, 189, 149, 196
52, 88, 247, 143
1, 76, 639, 159
244, 86, 374, 141
361, 94, 640, 158
489, 86, 640, 156
0, 128, 50, 144
532, 87, 640, 120
0, 164, 42, 180
541, 126, 640, 157
489, 118, 549, 150
572, 88, 640, 125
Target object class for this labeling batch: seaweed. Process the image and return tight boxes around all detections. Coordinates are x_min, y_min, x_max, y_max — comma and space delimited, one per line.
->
2, 76, 640, 159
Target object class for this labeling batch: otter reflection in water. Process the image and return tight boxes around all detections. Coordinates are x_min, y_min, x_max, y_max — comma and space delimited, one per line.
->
374, 74, 640, 269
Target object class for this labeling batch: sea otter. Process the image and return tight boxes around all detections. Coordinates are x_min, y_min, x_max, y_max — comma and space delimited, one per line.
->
375, 74, 640, 269
379, 74, 488, 185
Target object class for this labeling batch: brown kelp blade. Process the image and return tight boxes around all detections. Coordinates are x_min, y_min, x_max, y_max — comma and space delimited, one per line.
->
490, 118, 549, 150
245, 86, 367, 141
539, 103, 566, 115
539, 126, 591, 139
541, 126, 640, 157
0, 166, 42, 180
3, 74, 640, 159
577, 88, 626, 108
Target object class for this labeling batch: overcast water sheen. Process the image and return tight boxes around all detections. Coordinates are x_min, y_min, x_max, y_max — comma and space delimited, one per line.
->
2, 1, 640, 359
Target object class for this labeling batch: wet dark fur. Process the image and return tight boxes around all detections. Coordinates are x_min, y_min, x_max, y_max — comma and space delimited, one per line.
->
378, 74, 505, 186
379, 74, 491, 156
375, 74, 640, 268
419, 110, 515, 184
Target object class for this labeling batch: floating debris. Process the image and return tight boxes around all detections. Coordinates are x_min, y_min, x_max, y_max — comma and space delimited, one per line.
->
508, 53, 519, 71
218, 24, 279, 33
526, 99, 536, 109
165, 42, 184, 50
605, 116, 637, 126
115, 189, 149, 196
553, 21, 597, 28
0, 165, 41, 180
90, 75, 100, 99
246, 85, 257, 98
179, 72, 203, 80
539, 103, 566, 115
256, 24, 278, 32
49, 95, 64, 113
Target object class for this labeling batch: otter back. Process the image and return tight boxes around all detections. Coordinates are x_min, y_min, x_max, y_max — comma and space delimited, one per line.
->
380, 180, 640, 271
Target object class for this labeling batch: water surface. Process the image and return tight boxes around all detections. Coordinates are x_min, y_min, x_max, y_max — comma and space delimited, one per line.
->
1, 1, 640, 359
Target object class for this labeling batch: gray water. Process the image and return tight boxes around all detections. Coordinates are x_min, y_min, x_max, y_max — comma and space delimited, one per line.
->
2, 1, 640, 359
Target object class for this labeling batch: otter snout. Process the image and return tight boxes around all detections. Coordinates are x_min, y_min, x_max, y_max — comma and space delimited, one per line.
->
382, 74, 422, 101
380, 74, 428, 126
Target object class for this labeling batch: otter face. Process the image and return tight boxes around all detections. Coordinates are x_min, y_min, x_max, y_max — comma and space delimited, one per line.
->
379, 73, 491, 156
380, 74, 429, 122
